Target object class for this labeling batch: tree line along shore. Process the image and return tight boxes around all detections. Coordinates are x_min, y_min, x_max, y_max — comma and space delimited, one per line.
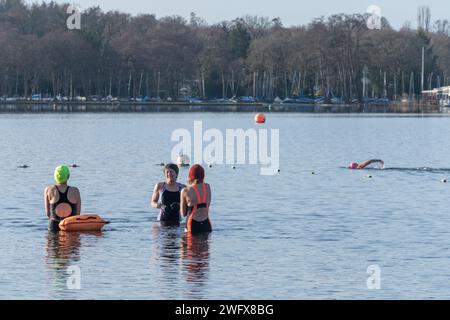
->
0, 100, 443, 113
1, 1, 450, 106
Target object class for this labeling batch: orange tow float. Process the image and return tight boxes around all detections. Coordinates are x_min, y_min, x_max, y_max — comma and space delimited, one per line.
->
59, 215, 108, 232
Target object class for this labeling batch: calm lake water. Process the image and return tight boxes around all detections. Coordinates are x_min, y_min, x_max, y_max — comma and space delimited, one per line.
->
1, 112, 450, 300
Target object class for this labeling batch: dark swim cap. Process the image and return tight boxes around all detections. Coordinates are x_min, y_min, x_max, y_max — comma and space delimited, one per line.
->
189, 164, 205, 183
164, 163, 179, 177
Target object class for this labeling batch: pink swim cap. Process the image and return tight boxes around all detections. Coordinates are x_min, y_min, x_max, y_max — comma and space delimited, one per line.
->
349, 162, 359, 169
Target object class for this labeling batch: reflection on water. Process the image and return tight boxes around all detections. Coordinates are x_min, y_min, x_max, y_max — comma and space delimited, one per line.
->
45, 231, 82, 293
45, 231, 103, 294
150, 224, 211, 298
181, 233, 210, 299
45, 231, 82, 268
150, 224, 182, 288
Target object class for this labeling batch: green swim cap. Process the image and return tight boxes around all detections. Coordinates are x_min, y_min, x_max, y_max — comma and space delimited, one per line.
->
54, 165, 70, 184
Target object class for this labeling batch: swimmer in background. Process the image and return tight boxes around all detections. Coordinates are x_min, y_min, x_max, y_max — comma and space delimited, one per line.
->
348, 160, 385, 170
151, 164, 186, 227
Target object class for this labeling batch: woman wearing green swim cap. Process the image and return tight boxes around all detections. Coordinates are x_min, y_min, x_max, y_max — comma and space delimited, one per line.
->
44, 165, 81, 232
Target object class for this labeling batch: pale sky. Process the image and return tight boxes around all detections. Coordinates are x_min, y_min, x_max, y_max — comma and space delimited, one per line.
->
30, 0, 450, 29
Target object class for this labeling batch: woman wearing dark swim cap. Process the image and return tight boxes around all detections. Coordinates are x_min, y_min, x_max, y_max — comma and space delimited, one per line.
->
181, 164, 212, 234
152, 164, 186, 226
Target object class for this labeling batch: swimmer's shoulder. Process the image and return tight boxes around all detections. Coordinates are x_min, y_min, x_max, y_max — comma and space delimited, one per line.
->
46, 185, 57, 194
181, 186, 190, 199
183, 185, 196, 197
67, 186, 81, 202
44, 185, 51, 197
46, 185, 64, 201
154, 182, 164, 192
68, 186, 80, 195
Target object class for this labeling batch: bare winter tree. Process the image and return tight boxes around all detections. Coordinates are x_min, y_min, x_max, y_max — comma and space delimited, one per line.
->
418, 6, 431, 32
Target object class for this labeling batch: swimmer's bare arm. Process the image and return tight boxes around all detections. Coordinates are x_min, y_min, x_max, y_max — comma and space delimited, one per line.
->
44, 187, 50, 219
151, 183, 162, 209
358, 160, 384, 169
69, 187, 82, 216
180, 188, 188, 218
75, 188, 81, 216
207, 184, 212, 206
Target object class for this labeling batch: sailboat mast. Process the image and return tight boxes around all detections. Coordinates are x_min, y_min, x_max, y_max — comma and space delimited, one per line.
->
421, 47, 425, 93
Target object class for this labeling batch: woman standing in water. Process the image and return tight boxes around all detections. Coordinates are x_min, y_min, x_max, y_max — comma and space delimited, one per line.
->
152, 164, 186, 226
44, 165, 81, 232
181, 164, 212, 234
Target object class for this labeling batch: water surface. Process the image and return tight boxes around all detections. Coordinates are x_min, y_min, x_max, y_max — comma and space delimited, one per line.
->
1, 113, 450, 299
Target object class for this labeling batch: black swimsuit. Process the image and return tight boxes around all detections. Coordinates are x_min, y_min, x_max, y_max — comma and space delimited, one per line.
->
187, 206, 212, 234
48, 186, 77, 232
158, 183, 182, 226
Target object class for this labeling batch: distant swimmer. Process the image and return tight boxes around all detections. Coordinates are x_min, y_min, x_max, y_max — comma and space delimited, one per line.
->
18, 165, 29, 169
348, 160, 385, 170
151, 164, 186, 227
177, 154, 191, 167
44, 165, 81, 232
181, 164, 213, 234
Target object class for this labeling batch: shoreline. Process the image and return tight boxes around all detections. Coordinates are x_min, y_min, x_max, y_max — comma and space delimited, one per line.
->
0, 101, 445, 113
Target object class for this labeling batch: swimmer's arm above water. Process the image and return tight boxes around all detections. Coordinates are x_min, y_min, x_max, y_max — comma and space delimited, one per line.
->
358, 160, 384, 169
44, 187, 50, 219
151, 183, 162, 209
74, 187, 81, 216
180, 188, 188, 218
207, 184, 212, 207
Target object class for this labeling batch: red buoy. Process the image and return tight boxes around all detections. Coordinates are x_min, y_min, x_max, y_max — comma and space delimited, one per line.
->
255, 113, 266, 124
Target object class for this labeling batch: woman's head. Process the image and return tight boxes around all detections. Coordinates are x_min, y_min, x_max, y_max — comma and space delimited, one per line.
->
164, 163, 179, 183
188, 164, 205, 185
54, 165, 70, 184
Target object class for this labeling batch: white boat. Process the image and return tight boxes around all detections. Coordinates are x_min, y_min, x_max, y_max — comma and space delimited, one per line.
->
423, 86, 450, 112
439, 91, 450, 112
440, 94, 450, 107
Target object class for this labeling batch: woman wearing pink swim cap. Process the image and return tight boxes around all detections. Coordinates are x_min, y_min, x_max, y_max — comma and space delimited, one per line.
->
348, 160, 384, 170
